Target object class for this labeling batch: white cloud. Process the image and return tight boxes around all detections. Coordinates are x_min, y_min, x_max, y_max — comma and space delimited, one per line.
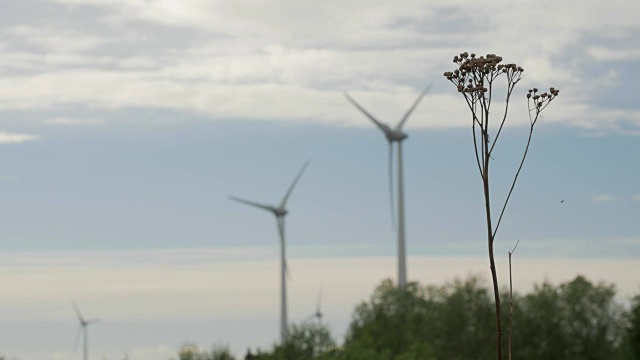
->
0, 130, 39, 144
0, 70, 450, 128
633, 194, 640, 202
45, 117, 105, 126
0, 1, 633, 133
6, 25, 110, 52
587, 47, 640, 61
591, 193, 615, 202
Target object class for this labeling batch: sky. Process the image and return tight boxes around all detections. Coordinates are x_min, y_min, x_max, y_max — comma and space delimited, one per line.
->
1, 0, 639, 359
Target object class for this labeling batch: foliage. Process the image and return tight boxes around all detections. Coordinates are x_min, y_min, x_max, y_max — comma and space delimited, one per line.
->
341, 275, 629, 360
344, 279, 433, 359
245, 321, 337, 360
345, 277, 494, 360
172, 343, 236, 360
618, 294, 640, 360
630, 295, 640, 358
513, 276, 626, 360
173, 275, 636, 360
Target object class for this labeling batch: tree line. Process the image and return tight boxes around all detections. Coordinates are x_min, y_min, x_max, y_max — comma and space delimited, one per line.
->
171, 274, 640, 360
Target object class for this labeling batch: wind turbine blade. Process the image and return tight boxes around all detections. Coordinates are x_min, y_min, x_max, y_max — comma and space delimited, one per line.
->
73, 325, 82, 353
229, 196, 274, 212
279, 160, 310, 209
344, 92, 391, 135
388, 142, 396, 232
72, 301, 84, 322
396, 84, 432, 130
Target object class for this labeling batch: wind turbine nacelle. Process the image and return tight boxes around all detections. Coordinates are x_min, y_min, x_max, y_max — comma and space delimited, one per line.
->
274, 208, 288, 217
386, 131, 408, 142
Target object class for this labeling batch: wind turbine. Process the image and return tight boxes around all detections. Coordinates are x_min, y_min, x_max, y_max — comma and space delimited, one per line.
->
344, 86, 431, 290
306, 284, 323, 324
72, 302, 99, 360
229, 160, 310, 343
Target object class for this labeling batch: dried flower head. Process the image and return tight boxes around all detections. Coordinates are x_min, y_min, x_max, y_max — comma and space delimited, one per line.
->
444, 52, 523, 99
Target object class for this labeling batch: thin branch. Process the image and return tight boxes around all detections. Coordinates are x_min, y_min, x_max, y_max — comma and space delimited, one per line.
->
492, 121, 535, 239
508, 239, 519, 360
486, 76, 494, 114
510, 239, 520, 255
465, 95, 485, 178
472, 117, 484, 179
489, 81, 513, 154
527, 99, 535, 125
489, 77, 520, 155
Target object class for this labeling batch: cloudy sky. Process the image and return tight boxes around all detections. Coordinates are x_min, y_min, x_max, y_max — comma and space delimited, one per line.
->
1, 0, 639, 359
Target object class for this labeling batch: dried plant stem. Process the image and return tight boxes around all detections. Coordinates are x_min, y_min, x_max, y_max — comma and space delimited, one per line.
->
508, 240, 520, 360
444, 52, 559, 360
482, 131, 503, 360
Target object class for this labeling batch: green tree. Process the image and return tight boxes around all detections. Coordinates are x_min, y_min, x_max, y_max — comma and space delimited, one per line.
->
426, 276, 495, 359
343, 275, 632, 360
344, 277, 497, 360
623, 294, 640, 359
344, 279, 435, 359
172, 343, 236, 360
247, 321, 336, 360
513, 276, 625, 360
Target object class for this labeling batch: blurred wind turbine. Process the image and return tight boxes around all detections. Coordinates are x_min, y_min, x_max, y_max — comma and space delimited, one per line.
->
344, 85, 431, 289
229, 160, 310, 343
306, 284, 324, 324
72, 302, 99, 360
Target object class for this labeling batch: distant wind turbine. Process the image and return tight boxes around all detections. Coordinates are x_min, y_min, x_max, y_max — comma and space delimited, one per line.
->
72, 302, 99, 360
306, 284, 324, 324
344, 86, 431, 290
229, 160, 310, 343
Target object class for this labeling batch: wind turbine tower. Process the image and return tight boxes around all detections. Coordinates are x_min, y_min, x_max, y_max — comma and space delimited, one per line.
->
72, 302, 99, 360
229, 160, 310, 343
344, 86, 431, 289
307, 284, 324, 324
